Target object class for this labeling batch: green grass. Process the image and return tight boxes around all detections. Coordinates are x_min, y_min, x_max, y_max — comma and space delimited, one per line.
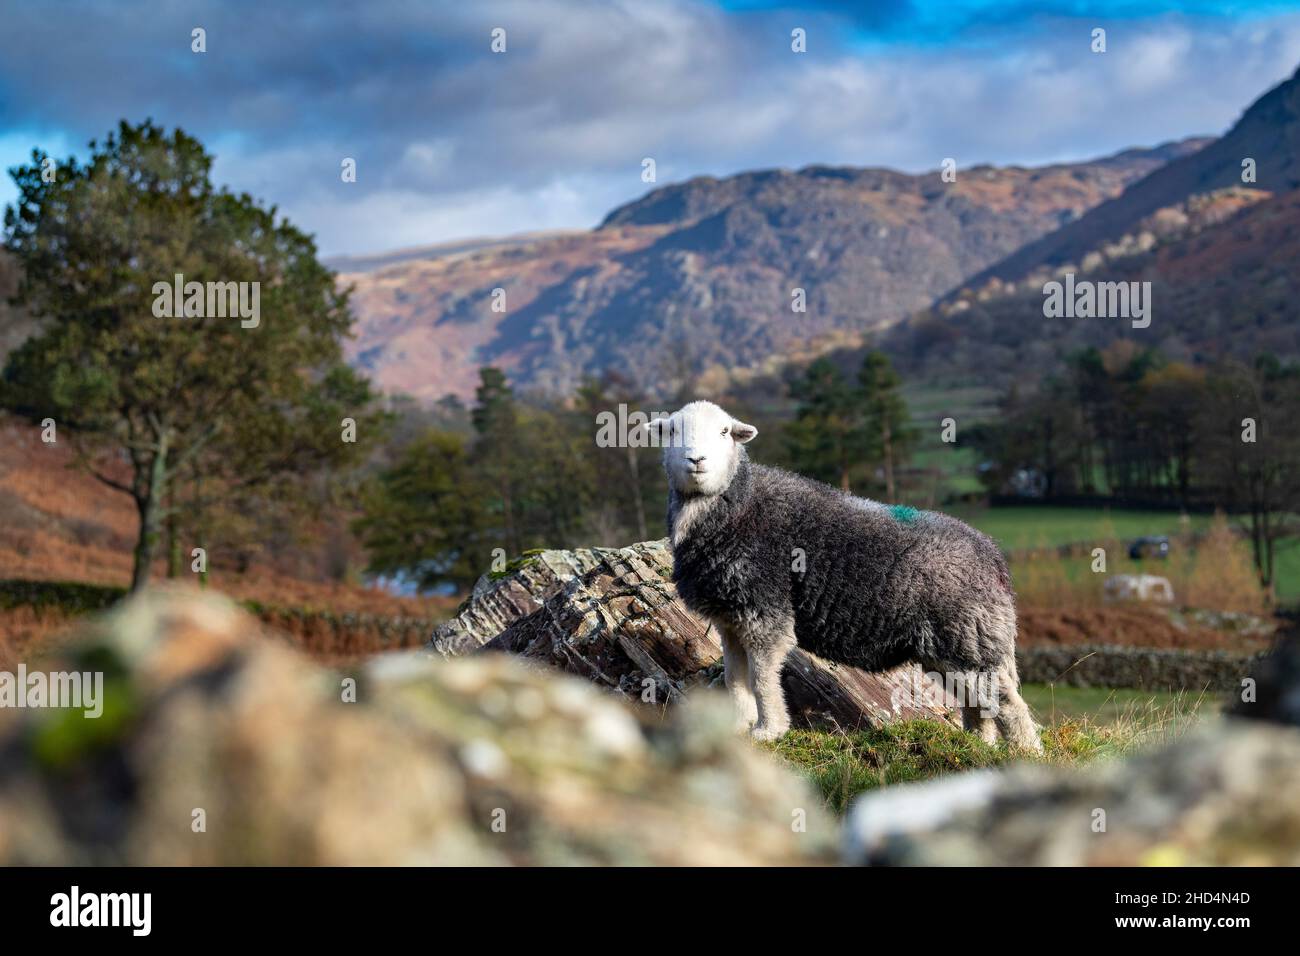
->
486, 548, 548, 581
769, 720, 1013, 813
901, 383, 999, 424
770, 689, 1211, 814
1021, 683, 1220, 726
901, 383, 998, 500
1272, 542, 1300, 604
896, 383, 1300, 600
908, 444, 984, 496
951, 505, 1212, 551
943, 505, 1300, 602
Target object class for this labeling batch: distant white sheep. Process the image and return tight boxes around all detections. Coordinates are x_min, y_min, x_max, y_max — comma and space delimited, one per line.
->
1104, 574, 1175, 604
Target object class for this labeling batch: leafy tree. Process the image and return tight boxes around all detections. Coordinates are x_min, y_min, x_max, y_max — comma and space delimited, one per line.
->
788, 358, 864, 490
1063, 343, 1170, 497
974, 375, 1089, 499
1196, 357, 1300, 596
857, 350, 916, 501
576, 371, 661, 541
1138, 362, 1204, 504
2, 120, 378, 589
514, 402, 595, 546
353, 430, 486, 592
786, 353, 916, 498
171, 362, 386, 582
471, 367, 520, 555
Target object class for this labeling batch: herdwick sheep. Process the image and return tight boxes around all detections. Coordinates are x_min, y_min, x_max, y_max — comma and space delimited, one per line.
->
646, 400, 1042, 752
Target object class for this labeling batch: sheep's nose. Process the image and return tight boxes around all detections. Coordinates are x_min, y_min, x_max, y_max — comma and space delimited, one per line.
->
687, 454, 707, 465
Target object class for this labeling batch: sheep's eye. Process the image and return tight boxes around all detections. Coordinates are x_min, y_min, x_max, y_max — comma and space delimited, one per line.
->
721, 427, 729, 437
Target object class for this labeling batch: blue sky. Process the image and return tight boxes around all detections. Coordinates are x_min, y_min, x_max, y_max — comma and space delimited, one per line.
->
3, 0, 1300, 256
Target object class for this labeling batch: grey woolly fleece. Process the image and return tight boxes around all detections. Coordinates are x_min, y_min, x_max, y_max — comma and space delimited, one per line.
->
668, 450, 1018, 675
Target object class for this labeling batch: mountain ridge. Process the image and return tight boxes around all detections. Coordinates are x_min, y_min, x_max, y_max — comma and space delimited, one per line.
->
965, 65, 1300, 289
340, 140, 1210, 401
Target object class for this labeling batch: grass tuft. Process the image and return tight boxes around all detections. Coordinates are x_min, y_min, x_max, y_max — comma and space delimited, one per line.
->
769, 689, 1210, 814
768, 720, 1003, 814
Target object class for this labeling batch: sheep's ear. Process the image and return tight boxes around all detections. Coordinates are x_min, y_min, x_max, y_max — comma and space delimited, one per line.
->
730, 419, 757, 444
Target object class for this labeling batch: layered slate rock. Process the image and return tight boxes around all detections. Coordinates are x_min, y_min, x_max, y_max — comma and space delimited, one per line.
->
0, 586, 836, 865
429, 540, 956, 730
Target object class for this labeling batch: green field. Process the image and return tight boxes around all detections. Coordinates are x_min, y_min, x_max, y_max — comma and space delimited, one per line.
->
947, 505, 1298, 601
897, 383, 1297, 601
1021, 683, 1219, 726
901, 382, 997, 500
1273, 544, 1300, 602
952, 505, 1211, 550
907, 444, 984, 496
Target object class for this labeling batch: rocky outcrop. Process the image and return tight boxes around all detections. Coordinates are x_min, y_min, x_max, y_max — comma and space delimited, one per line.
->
430, 546, 621, 658
429, 540, 956, 730
0, 586, 836, 865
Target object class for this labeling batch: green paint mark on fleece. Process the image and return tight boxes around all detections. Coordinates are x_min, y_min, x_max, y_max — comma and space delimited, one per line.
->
888, 505, 922, 524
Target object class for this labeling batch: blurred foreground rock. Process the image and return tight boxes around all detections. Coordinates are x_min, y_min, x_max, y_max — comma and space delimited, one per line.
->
430, 540, 955, 729
0, 587, 835, 865
1232, 629, 1300, 727
846, 630, 1300, 865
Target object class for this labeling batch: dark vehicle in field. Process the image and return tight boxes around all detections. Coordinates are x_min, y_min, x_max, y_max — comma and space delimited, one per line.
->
1128, 535, 1171, 560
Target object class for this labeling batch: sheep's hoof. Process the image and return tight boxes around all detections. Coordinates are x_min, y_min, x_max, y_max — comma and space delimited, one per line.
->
750, 725, 789, 743
1006, 735, 1045, 755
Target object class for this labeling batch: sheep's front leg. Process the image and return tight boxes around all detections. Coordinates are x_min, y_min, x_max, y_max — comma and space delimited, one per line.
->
745, 619, 797, 742
720, 627, 758, 732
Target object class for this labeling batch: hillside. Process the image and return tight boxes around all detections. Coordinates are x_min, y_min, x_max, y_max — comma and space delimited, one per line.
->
324, 229, 586, 275
0, 411, 450, 619
886, 185, 1300, 382
967, 65, 1300, 288
339, 141, 1209, 401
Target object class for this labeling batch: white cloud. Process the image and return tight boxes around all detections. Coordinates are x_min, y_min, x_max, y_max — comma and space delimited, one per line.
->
3, 3, 1300, 254
292, 177, 632, 253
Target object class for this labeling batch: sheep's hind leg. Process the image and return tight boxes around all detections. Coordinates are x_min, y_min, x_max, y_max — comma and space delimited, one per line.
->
937, 664, 997, 745
992, 661, 1043, 754
720, 627, 758, 733
745, 619, 797, 742
961, 702, 998, 745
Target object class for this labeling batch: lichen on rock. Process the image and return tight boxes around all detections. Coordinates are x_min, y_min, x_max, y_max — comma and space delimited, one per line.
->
0, 585, 836, 865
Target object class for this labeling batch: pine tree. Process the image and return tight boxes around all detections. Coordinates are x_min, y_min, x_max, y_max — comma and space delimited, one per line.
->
471, 367, 521, 556
353, 430, 486, 592
788, 358, 863, 491
857, 351, 915, 501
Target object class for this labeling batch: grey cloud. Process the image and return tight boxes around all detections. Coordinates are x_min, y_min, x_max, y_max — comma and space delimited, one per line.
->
2, 1, 1299, 254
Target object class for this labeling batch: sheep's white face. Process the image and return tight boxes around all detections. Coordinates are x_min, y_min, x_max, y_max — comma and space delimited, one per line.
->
647, 401, 757, 497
